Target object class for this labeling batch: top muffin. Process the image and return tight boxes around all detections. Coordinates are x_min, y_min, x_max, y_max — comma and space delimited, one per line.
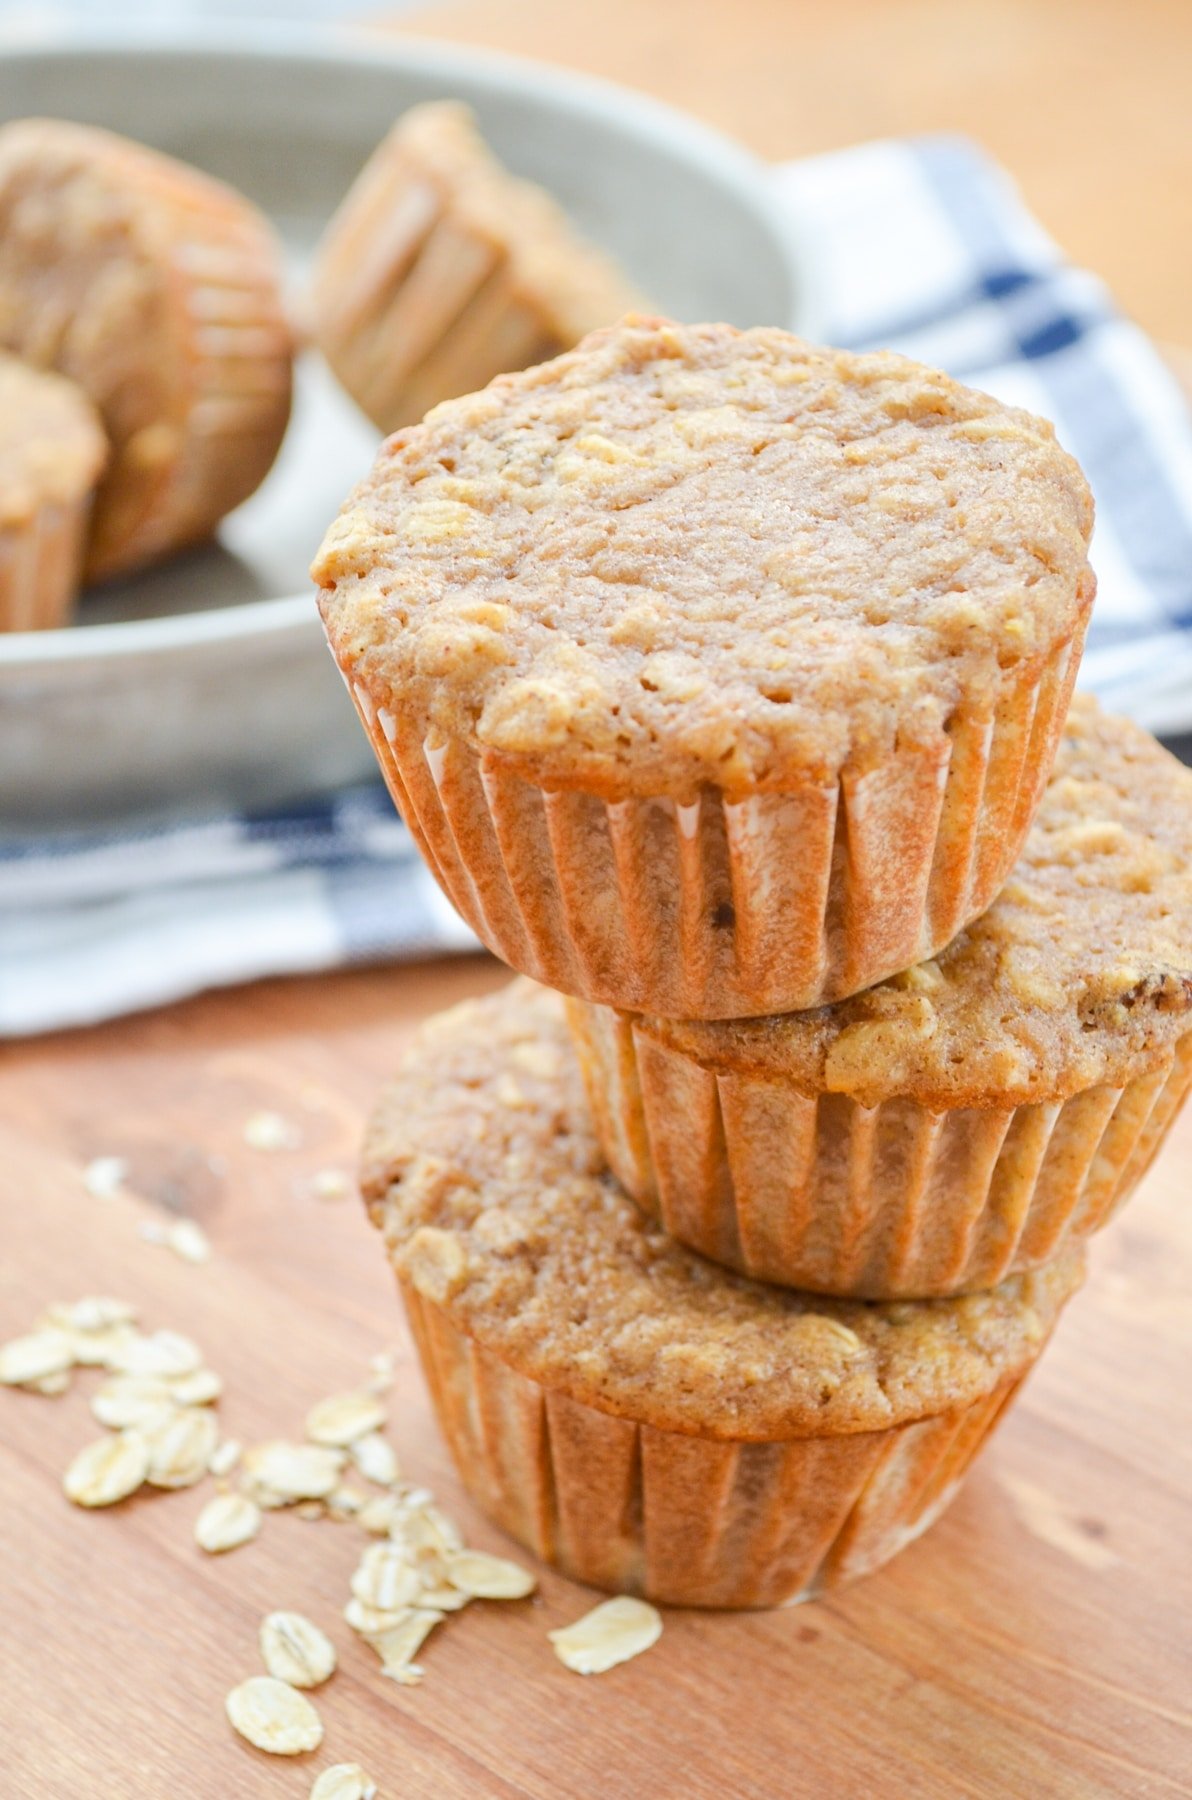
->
314, 316, 1094, 797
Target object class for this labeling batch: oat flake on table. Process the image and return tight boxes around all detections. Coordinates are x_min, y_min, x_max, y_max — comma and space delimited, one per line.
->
0, 1328, 75, 1386
548, 1597, 663, 1674
311, 1765, 377, 1800
259, 1612, 337, 1689
443, 1549, 536, 1600
195, 1491, 261, 1553
242, 1440, 345, 1501
63, 1431, 150, 1508
225, 1676, 323, 1755
305, 1390, 387, 1447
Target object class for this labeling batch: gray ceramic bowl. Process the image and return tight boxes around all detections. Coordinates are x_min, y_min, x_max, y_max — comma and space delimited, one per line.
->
0, 23, 808, 825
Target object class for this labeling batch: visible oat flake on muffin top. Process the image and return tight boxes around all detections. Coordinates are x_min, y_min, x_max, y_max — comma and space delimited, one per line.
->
314, 317, 1094, 795
362, 981, 1083, 1440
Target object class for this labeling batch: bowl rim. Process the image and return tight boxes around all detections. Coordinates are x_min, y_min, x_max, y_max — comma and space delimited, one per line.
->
0, 18, 806, 672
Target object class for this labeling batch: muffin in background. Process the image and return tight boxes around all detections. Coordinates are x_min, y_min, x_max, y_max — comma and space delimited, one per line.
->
314, 317, 1095, 1021
0, 353, 106, 631
310, 100, 643, 433
569, 700, 1192, 1299
362, 980, 1086, 1610
0, 118, 293, 583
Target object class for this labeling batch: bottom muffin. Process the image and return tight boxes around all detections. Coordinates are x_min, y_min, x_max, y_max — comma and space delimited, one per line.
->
362, 982, 1085, 1609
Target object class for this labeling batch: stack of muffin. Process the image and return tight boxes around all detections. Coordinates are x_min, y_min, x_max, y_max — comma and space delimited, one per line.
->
313, 317, 1192, 1609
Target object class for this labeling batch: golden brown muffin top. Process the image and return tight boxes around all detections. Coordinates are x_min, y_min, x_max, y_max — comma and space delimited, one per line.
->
0, 352, 106, 526
363, 980, 1082, 1440
633, 700, 1192, 1109
314, 317, 1094, 798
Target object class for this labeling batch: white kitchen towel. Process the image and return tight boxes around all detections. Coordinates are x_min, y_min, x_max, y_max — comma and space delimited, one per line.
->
4, 133, 1192, 1035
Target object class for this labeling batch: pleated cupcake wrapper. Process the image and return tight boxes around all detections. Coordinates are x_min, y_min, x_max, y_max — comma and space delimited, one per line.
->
570, 1003, 1192, 1299
346, 620, 1086, 1018
400, 1278, 1046, 1609
84, 156, 292, 582
0, 492, 93, 630
315, 157, 561, 434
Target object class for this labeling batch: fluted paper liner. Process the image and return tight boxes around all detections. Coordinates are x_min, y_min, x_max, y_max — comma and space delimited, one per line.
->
87, 185, 291, 583
0, 491, 94, 630
348, 622, 1086, 1018
316, 176, 562, 434
16, 128, 295, 584
568, 1004, 1192, 1298
400, 1279, 1045, 1609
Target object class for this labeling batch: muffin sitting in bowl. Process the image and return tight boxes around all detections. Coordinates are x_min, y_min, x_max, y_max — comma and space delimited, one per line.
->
310, 100, 644, 433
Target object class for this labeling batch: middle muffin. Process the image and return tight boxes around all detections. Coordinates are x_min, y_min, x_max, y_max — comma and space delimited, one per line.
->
568, 699, 1192, 1299
313, 316, 1094, 1020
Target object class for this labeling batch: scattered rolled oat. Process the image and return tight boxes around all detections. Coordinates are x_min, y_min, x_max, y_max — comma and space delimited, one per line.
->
44, 1297, 135, 1334
96, 1397, 177, 1438
351, 1544, 422, 1612
144, 1408, 219, 1489
0, 1328, 75, 1386
412, 1584, 470, 1614
82, 1156, 128, 1199
169, 1367, 222, 1407
209, 1438, 242, 1478
311, 1765, 377, 1800
390, 1495, 461, 1556
91, 1376, 175, 1431
548, 1597, 662, 1675
311, 1169, 350, 1202
327, 1484, 368, 1520
58, 1321, 139, 1369
365, 1351, 395, 1396
107, 1329, 203, 1379
372, 1609, 445, 1686
351, 1433, 399, 1488
195, 1491, 262, 1554
63, 1431, 150, 1508
306, 1392, 387, 1448
30, 1370, 71, 1397
343, 1597, 410, 1639
357, 1494, 398, 1536
225, 1676, 323, 1755
243, 1111, 302, 1152
444, 1550, 536, 1600
242, 1441, 346, 1503
260, 1612, 338, 1689
166, 1219, 212, 1265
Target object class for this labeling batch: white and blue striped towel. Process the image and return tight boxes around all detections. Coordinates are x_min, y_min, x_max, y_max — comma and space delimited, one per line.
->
5, 134, 1192, 1035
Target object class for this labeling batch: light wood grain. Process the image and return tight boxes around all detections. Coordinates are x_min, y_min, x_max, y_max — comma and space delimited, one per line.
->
5, 5, 1192, 1792
2, 959, 1191, 1797
393, 0, 1192, 345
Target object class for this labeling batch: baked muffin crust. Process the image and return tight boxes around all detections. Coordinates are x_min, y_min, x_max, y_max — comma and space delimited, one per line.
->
635, 699, 1192, 1108
0, 118, 292, 580
311, 100, 643, 434
363, 981, 1083, 1440
0, 352, 105, 528
315, 316, 1094, 797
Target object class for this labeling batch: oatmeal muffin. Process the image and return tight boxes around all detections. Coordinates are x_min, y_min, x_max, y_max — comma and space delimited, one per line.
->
362, 981, 1085, 1608
310, 101, 642, 434
315, 317, 1095, 1018
0, 353, 106, 630
569, 700, 1192, 1299
0, 119, 293, 581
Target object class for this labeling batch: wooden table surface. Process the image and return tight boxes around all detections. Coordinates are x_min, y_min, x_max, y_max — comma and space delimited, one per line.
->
4, 5, 1192, 1796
